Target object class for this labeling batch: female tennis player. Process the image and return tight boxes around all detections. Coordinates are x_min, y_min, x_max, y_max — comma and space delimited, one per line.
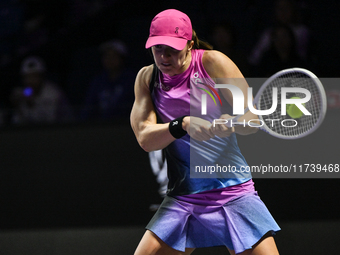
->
130, 9, 280, 255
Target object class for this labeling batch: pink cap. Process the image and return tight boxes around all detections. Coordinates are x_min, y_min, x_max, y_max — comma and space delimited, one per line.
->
145, 9, 192, 51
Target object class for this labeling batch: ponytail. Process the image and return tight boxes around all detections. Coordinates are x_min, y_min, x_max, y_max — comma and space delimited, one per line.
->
191, 29, 213, 50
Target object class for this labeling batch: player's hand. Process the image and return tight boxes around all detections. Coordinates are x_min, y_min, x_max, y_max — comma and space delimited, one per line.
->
210, 114, 235, 137
182, 116, 215, 141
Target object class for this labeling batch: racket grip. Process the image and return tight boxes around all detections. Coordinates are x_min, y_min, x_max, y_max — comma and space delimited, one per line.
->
213, 117, 235, 128
213, 117, 250, 128
225, 117, 235, 128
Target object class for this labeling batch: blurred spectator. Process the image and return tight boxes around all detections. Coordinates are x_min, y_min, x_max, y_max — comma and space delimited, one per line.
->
14, 1, 49, 56
10, 56, 73, 125
248, 0, 310, 66
81, 39, 135, 121
252, 24, 307, 77
68, 0, 116, 25
15, 16, 48, 57
0, 0, 24, 66
210, 22, 250, 76
14, 0, 69, 57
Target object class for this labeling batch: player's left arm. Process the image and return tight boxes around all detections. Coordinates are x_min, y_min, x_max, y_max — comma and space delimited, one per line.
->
202, 50, 259, 136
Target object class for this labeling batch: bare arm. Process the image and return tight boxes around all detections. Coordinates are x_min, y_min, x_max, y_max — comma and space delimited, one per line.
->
203, 50, 259, 136
131, 64, 215, 151
130, 65, 176, 152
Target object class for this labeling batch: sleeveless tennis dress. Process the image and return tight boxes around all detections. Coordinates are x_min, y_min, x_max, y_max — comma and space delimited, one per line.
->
147, 49, 280, 253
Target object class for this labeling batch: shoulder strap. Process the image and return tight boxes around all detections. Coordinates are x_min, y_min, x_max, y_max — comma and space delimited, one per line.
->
149, 63, 159, 93
149, 64, 163, 124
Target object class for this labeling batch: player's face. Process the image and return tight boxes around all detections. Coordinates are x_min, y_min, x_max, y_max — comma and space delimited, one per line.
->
152, 42, 193, 76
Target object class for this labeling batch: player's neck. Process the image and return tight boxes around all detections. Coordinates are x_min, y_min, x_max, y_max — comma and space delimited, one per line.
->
172, 50, 192, 76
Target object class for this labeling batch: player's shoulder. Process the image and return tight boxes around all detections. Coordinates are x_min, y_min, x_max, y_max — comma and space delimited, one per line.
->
203, 50, 233, 67
202, 50, 240, 77
136, 64, 154, 89
202, 50, 236, 78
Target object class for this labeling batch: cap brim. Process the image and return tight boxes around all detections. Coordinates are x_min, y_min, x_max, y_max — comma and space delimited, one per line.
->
145, 36, 188, 50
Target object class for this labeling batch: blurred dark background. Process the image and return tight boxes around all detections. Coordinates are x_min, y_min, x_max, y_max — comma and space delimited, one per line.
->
0, 0, 339, 254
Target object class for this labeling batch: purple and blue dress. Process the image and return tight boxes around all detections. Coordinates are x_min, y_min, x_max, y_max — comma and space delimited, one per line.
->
148, 49, 280, 254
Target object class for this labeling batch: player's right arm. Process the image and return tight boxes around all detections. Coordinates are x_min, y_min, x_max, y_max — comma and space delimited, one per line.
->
131, 65, 215, 151
130, 65, 176, 152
